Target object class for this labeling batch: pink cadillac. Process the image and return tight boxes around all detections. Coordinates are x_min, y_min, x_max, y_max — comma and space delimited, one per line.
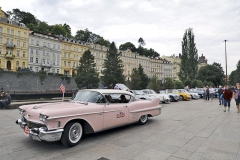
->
16, 89, 161, 147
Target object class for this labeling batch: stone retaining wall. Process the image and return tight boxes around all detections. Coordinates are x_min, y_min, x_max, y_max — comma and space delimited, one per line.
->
0, 72, 77, 92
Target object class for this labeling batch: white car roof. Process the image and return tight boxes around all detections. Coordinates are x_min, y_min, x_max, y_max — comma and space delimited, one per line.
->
82, 89, 134, 96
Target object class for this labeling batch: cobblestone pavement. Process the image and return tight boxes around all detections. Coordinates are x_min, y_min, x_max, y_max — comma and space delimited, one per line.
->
1, 99, 240, 160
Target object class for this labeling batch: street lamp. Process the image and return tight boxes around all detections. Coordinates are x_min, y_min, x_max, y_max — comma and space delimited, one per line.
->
223, 40, 228, 84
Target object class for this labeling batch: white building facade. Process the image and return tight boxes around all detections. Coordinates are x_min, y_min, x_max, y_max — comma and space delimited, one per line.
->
28, 32, 61, 73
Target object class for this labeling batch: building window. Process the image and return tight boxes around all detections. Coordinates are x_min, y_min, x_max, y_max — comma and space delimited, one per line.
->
23, 42, 26, 48
10, 50, 13, 55
36, 50, 38, 54
0, 37, 2, 43
30, 48, 33, 54
57, 61, 59, 66
57, 69, 59, 73
64, 45, 66, 49
11, 29, 14, 35
64, 53, 66, 58
30, 39, 33, 44
43, 42, 46, 47
53, 60, 55, 65
42, 59, 45, 64
68, 54, 70, 58
52, 69, 55, 73
53, 44, 55, 49
36, 58, 38, 63
0, 27, 2, 32
35, 67, 38, 72
6, 38, 9, 44
18, 31, 21, 36
7, 28, 10, 34
10, 39, 13, 44
36, 41, 39, 45
68, 46, 70, 50
48, 43, 50, 47
58, 45, 60, 49
22, 62, 25, 68
30, 57, 33, 63
17, 40, 20, 46
24, 32, 27, 37
30, 66, 32, 71
16, 61, 19, 67
64, 61, 66, 66
23, 51, 26, 57
68, 62, 71, 67
17, 50, 20, 56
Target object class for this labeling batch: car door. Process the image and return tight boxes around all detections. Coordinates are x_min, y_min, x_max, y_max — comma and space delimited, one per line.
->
103, 93, 129, 129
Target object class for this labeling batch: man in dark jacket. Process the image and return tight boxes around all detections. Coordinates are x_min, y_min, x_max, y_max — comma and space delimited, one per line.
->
218, 86, 223, 105
0, 91, 12, 109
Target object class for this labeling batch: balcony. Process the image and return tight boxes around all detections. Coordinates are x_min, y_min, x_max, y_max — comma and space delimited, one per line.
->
5, 43, 15, 48
41, 63, 52, 67
4, 54, 15, 59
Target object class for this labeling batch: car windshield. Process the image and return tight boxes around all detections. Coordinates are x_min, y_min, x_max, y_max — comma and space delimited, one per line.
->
149, 90, 157, 94
133, 90, 145, 95
73, 90, 105, 103
172, 90, 179, 93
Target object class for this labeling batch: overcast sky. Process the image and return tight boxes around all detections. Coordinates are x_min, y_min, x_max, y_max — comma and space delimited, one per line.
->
1, 0, 239, 74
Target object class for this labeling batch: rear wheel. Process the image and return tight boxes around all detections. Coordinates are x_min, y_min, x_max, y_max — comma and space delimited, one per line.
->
61, 122, 83, 147
138, 115, 148, 125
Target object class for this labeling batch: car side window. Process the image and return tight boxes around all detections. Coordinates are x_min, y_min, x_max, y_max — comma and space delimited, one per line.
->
105, 93, 131, 103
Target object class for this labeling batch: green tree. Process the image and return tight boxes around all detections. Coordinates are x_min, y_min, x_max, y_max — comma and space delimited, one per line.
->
138, 64, 148, 89
196, 63, 225, 87
75, 50, 99, 88
50, 24, 67, 36
150, 75, 160, 91
7, 8, 37, 26
138, 37, 146, 47
164, 77, 174, 89
184, 78, 191, 87
63, 23, 72, 38
36, 21, 50, 35
197, 80, 203, 88
233, 60, 240, 84
130, 68, 142, 90
178, 28, 198, 81
119, 42, 137, 52
229, 70, 236, 85
203, 81, 209, 87
174, 81, 184, 89
102, 42, 125, 88
191, 79, 198, 88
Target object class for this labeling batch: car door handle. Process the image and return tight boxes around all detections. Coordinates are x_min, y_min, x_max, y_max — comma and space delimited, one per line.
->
123, 106, 127, 107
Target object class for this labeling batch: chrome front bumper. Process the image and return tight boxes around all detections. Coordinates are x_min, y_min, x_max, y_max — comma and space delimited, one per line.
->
16, 118, 63, 142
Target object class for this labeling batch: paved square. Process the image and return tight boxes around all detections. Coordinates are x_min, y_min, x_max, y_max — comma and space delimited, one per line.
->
1, 99, 240, 160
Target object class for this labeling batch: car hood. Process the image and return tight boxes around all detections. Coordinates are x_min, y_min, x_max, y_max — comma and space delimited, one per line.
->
19, 101, 101, 122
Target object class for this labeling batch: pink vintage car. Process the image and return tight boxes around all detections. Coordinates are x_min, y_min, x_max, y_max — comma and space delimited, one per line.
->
16, 89, 161, 147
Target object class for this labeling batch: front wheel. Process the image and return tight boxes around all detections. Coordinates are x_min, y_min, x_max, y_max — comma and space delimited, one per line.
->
61, 122, 83, 147
179, 96, 184, 101
138, 115, 148, 125
170, 96, 174, 102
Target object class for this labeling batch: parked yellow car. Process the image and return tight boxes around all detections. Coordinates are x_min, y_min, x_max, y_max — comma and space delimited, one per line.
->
171, 89, 191, 101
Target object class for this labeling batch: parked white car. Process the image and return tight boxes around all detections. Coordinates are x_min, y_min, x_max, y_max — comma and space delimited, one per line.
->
132, 90, 157, 100
142, 89, 170, 103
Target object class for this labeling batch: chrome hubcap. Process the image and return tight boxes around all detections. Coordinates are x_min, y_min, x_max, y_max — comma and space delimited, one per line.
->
69, 124, 82, 143
141, 115, 147, 122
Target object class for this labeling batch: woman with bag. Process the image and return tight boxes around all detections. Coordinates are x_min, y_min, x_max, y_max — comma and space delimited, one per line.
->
223, 85, 233, 112
233, 83, 240, 113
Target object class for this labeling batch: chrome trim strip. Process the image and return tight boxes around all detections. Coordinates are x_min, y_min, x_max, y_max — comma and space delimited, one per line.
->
48, 111, 103, 120
130, 106, 162, 113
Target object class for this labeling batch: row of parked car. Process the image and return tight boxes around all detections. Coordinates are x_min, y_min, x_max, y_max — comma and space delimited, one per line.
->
115, 84, 218, 103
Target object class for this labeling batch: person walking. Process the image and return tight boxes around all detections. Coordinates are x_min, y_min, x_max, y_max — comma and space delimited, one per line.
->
205, 86, 210, 101
218, 86, 223, 105
209, 86, 215, 101
233, 83, 240, 113
223, 85, 233, 112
